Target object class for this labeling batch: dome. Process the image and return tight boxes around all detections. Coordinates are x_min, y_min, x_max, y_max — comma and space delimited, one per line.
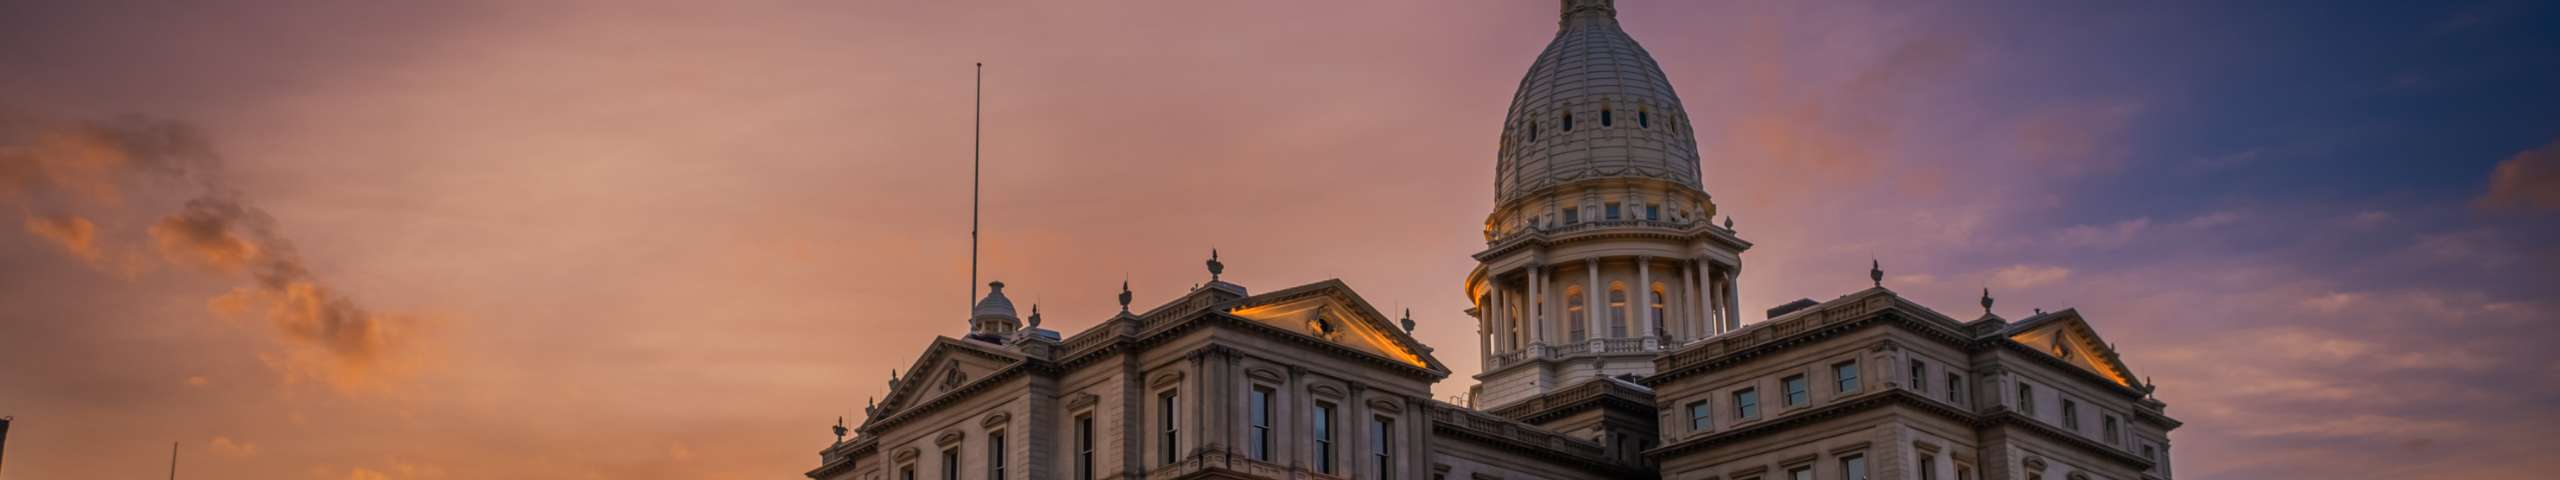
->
973, 281, 1018, 320
1493, 0, 1702, 205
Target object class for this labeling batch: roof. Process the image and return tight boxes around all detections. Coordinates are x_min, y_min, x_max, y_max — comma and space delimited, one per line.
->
1493, 0, 1704, 204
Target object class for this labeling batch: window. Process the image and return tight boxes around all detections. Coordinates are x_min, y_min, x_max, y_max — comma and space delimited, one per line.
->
1075, 414, 1095, 480
1250, 387, 1274, 461
1649, 284, 1667, 331
1734, 388, 1760, 419
1783, 375, 1809, 407
1686, 400, 1711, 431
1947, 373, 1964, 403
2062, 399, 2080, 431
1372, 416, 1395, 480
2018, 384, 2037, 415
903, 465, 917, 480
1160, 391, 1180, 464
1645, 204, 1659, 221
1835, 361, 1860, 393
1959, 466, 1974, 480
988, 432, 1007, 480
1563, 112, 1575, 131
1639, 110, 1651, 128
1562, 207, 1578, 224
1605, 202, 1622, 220
1920, 456, 1937, 480
941, 448, 960, 480
1841, 454, 1868, 480
1566, 286, 1587, 341
2142, 444, 2158, 463
1608, 286, 1629, 337
1910, 360, 1928, 393
1788, 466, 1811, 480
2104, 415, 2121, 445
1315, 402, 1337, 474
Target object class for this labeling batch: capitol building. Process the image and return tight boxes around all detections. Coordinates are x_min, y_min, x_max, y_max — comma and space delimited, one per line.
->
810, 1, 2180, 480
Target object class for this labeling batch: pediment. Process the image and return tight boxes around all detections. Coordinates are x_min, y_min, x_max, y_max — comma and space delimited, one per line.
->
874, 337, 1022, 419
1222, 280, 1447, 375
2005, 309, 2137, 388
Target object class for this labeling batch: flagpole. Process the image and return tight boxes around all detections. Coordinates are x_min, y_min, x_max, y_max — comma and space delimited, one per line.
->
971, 62, 982, 310
168, 441, 178, 480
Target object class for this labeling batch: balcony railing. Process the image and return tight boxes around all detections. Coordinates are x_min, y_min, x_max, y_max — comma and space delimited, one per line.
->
1486, 218, 1703, 245
1485, 337, 1664, 370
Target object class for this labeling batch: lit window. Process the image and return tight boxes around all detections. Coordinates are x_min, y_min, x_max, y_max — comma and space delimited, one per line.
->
1315, 402, 1337, 474
1607, 286, 1629, 337
1734, 388, 1760, 419
1686, 400, 1711, 431
1250, 387, 1274, 460
1835, 361, 1860, 393
1566, 286, 1587, 341
1648, 284, 1666, 332
1842, 454, 1868, 480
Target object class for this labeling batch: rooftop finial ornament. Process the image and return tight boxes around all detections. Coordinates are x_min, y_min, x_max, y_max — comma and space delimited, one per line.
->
1981, 287, 1996, 315
888, 369, 899, 387
1724, 216, 1734, 230
1118, 280, 1133, 313
833, 416, 849, 444
1028, 303, 1043, 328
1206, 248, 1225, 281
1870, 259, 1884, 287
1401, 308, 1417, 333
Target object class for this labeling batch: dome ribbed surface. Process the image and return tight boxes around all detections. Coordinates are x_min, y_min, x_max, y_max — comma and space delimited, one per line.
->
973, 282, 1017, 319
1494, 0, 1703, 204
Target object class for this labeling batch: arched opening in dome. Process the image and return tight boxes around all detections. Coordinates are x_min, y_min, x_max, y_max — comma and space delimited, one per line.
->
1608, 283, 1630, 337
1639, 109, 1650, 128
1529, 121, 1540, 142
1601, 107, 1613, 127
1562, 111, 1575, 131
1649, 283, 1668, 336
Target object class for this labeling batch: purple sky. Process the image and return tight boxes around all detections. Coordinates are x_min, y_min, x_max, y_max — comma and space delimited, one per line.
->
3, 1, 2557, 479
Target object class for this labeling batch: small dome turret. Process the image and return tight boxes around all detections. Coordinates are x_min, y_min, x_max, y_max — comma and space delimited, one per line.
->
968, 281, 1020, 341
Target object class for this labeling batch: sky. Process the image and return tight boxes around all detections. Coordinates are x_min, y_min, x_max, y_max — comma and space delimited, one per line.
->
1, 1, 2556, 479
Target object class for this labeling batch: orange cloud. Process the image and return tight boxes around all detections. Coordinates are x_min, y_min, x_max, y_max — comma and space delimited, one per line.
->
208, 435, 261, 457
2475, 138, 2560, 211
23, 213, 103, 262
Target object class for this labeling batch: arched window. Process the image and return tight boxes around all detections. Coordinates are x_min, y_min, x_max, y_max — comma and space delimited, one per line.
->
1650, 283, 1668, 336
1507, 300, 1524, 349
1566, 286, 1588, 342
1529, 121, 1539, 142
1607, 284, 1629, 338
1562, 111, 1575, 131
1639, 109, 1650, 128
1600, 107, 1613, 127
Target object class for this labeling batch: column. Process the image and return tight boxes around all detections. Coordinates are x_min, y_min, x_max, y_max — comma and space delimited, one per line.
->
1635, 256, 1654, 343
1692, 258, 1710, 338
1489, 278, 1507, 352
1723, 268, 1741, 331
1584, 258, 1602, 343
1289, 366, 1309, 470
1527, 265, 1544, 346
1679, 262, 1697, 342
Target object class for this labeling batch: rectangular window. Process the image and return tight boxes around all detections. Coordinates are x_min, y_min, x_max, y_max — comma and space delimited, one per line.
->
1686, 400, 1711, 431
2143, 444, 2158, 463
1959, 466, 1974, 480
902, 465, 916, 480
1947, 373, 1964, 403
1788, 466, 1812, 480
1910, 360, 1928, 393
1841, 454, 1867, 480
1075, 414, 1094, 480
1563, 208, 1580, 224
1372, 416, 1395, 480
1734, 388, 1760, 420
1160, 392, 1180, 465
2104, 415, 2121, 445
1835, 361, 1860, 393
1605, 202, 1622, 220
1645, 204, 1660, 221
1250, 387, 1274, 461
1920, 456, 1937, 480
1783, 374, 1808, 407
2018, 384, 2037, 415
1315, 402, 1337, 474
2062, 399, 2080, 431
989, 432, 1007, 480
941, 449, 960, 480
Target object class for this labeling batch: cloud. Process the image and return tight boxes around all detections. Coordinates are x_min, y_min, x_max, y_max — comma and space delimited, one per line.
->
2180, 211, 2243, 229
186, 375, 211, 386
2056, 217, 2150, 248
209, 435, 260, 457
0, 114, 423, 394
2015, 100, 2144, 175
2474, 138, 2560, 211
1987, 264, 2071, 289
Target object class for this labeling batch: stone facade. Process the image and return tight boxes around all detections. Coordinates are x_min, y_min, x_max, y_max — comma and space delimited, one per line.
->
811, 2, 2176, 480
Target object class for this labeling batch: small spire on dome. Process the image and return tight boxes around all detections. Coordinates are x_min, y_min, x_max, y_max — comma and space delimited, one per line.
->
1207, 248, 1225, 281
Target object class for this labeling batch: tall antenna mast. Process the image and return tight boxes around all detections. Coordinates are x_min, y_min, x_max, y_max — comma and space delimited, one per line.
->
971, 62, 983, 309
168, 441, 179, 480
